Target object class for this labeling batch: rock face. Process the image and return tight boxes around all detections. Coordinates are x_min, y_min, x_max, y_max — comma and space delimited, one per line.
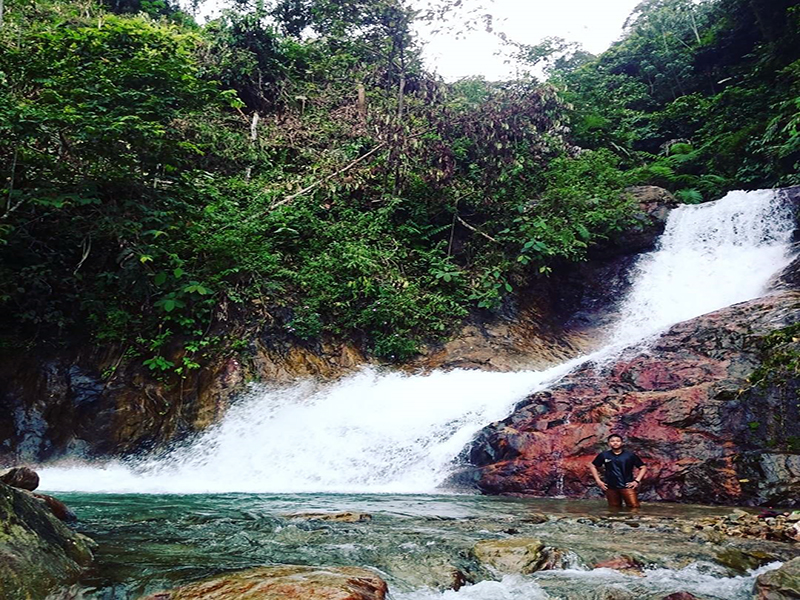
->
459, 289, 800, 506
143, 565, 388, 600
0, 481, 94, 600
0, 338, 367, 461
753, 557, 800, 599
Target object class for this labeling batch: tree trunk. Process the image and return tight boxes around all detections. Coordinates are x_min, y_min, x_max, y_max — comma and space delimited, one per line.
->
245, 113, 259, 182
748, 0, 774, 43
357, 83, 367, 121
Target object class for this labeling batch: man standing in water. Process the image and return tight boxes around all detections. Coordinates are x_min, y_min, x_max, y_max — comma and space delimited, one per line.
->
589, 434, 647, 508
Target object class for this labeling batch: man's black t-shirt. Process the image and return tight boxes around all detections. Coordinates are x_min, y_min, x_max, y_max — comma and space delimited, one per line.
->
592, 450, 644, 489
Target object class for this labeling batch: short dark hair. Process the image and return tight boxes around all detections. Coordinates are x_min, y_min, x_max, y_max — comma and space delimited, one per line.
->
608, 434, 623, 442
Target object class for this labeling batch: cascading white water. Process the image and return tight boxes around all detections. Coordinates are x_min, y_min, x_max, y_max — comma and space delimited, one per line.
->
38, 189, 796, 493
608, 189, 796, 347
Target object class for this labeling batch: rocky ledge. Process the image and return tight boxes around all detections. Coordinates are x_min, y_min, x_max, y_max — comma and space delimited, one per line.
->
0, 478, 94, 599
458, 287, 800, 506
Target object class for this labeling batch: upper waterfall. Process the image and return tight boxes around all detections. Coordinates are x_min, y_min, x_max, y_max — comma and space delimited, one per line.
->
38, 189, 797, 494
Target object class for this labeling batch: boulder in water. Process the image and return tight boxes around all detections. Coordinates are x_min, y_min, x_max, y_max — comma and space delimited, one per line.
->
594, 556, 644, 575
0, 482, 94, 600
753, 557, 800, 599
143, 565, 388, 600
285, 511, 372, 523
471, 537, 548, 574
0, 466, 39, 490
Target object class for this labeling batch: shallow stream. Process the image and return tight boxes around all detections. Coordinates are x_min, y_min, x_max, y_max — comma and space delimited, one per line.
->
60, 492, 798, 599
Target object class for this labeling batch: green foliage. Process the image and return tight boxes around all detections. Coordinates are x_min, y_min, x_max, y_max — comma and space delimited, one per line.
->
540, 0, 800, 194
0, 0, 667, 369
747, 323, 800, 392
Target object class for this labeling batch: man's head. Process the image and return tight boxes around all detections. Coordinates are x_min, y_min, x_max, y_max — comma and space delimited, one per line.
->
608, 434, 624, 451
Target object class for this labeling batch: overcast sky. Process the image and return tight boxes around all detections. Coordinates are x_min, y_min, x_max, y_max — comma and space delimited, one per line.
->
196, 0, 643, 81
420, 0, 643, 81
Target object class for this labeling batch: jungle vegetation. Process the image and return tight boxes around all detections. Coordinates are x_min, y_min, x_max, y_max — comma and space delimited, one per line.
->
0, 0, 797, 372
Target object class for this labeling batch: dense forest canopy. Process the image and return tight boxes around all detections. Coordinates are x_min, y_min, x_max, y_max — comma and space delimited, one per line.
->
0, 0, 797, 373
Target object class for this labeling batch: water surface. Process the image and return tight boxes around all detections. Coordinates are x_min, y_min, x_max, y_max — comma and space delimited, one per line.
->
60, 493, 796, 599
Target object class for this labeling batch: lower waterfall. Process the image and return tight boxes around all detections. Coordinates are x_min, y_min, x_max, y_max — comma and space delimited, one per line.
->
38, 189, 796, 493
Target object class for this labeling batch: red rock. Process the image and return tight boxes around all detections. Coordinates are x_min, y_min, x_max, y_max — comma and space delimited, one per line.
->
460, 291, 800, 506
594, 556, 643, 574
32, 492, 77, 523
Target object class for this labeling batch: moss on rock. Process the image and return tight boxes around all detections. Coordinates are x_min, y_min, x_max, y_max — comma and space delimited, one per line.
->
0, 482, 94, 599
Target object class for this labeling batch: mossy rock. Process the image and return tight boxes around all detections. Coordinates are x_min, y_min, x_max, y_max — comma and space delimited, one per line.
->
0, 482, 94, 599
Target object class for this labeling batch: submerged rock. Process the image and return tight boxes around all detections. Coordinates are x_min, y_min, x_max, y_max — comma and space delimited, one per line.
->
753, 557, 800, 599
143, 565, 388, 600
0, 482, 94, 600
285, 511, 372, 523
471, 537, 550, 574
594, 555, 644, 575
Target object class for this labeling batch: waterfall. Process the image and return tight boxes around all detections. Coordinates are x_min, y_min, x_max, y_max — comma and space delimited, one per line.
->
38, 189, 796, 494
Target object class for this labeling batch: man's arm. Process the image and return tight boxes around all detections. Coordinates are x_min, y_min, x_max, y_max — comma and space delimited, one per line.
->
626, 465, 647, 489
589, 462, 608, 491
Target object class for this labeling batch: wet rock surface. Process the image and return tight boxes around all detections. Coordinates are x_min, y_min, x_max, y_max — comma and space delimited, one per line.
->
753, 556, 800, 599
0, 481, 94, 600
461, 289, 800, 506
142, 565, 388, 600
471, 537, 547, 574
285, 511, 372, 523
0, 466, 40, 490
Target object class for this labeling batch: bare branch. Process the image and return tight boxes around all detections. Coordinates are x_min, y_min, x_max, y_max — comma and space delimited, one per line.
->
456, 215, 499, 244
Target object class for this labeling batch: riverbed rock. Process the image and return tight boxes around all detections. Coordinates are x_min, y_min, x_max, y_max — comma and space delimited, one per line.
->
594, 556, 644, 575
471, 538, 548, 574
458, 288, 800, 506
753, 557, 800, 599
0, 481, 94, 600
285, 511, 372, 523
142, 565, 387, 600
